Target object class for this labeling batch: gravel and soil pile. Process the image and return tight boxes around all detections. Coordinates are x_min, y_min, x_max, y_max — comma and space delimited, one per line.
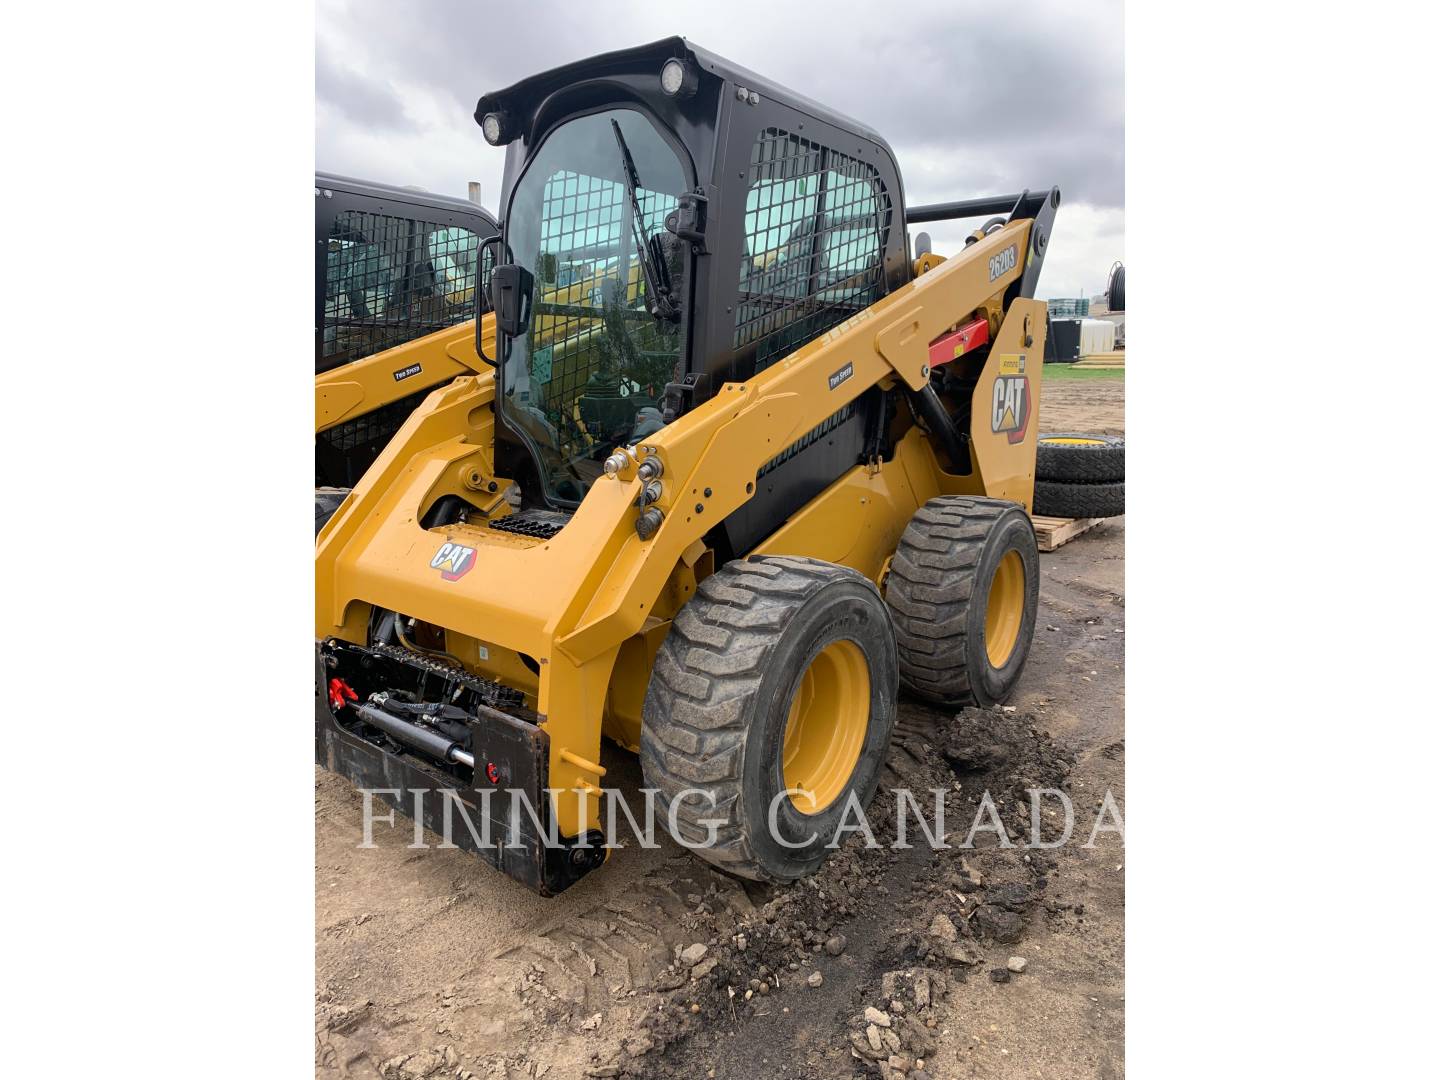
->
582, 706, 1078, 1079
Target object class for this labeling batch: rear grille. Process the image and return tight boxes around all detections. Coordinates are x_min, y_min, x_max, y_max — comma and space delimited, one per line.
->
489, 510, 571, 540
758, 401, 858, 477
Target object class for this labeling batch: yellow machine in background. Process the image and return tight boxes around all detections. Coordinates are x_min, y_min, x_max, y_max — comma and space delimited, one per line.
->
316, 39, 1059, 894
315, 173, 499, 530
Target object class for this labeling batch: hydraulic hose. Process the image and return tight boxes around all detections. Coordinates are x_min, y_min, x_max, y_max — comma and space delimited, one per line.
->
393, 615, 465, 669
374, 610, 397, 646
910, 385, 973, 475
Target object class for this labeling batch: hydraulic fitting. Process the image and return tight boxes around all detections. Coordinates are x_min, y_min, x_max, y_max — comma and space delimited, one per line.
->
635, 507, 664, 540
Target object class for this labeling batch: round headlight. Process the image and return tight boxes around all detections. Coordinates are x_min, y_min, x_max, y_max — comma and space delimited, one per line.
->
659, 58, 697, 99
660, 60, 685, 95
481, 112, 505, 145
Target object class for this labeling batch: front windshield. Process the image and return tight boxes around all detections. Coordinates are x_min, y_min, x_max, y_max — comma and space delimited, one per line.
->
502, 108, 689, 505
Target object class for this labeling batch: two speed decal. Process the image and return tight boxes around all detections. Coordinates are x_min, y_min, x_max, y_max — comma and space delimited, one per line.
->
392, 362, 423, 382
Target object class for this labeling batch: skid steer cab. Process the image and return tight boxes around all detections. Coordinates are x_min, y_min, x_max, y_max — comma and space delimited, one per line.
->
316, 37, 1060, 895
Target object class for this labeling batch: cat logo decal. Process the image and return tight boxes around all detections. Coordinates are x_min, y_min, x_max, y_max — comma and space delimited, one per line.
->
991, 356, 1031, 445
430, 542, 477, 582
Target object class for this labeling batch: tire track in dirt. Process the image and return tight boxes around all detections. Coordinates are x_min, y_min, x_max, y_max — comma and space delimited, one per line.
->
619, 705, 1078, 1079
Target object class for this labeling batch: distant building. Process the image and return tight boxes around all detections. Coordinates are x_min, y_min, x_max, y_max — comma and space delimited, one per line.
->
1048, 297, 1089, 318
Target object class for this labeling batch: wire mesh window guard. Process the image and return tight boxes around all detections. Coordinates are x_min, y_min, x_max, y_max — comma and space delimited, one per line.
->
734, 129, 891, 373
321, 211, 484, 366
525, 169, 680, 440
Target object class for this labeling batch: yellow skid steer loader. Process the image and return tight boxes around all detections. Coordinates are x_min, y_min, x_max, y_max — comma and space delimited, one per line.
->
314, 173, 499, 531
316, 38, 1058, 894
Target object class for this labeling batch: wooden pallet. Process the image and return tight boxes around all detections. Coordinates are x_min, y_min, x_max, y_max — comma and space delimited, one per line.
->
1073, 350, 1125, 369
1031, 514, 1106, 551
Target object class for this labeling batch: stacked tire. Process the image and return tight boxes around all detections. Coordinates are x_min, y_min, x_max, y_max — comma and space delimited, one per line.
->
1032, 434, 1125, 518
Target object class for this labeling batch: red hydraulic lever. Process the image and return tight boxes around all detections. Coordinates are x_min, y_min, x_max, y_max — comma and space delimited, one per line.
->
927, 317, 991, 369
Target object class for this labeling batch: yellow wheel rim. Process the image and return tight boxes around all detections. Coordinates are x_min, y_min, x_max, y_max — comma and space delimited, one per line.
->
984, 550, 1026, 668
1040, 436, 1108, 446
781, 640, 870, 815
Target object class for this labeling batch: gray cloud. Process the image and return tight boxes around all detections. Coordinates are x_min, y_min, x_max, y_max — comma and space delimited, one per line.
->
315, 39, 413, 132
315, 0, 1122, 297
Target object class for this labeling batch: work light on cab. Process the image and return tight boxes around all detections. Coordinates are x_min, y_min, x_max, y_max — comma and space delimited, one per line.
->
481, 111, 512, 145
660, 58, 698, 98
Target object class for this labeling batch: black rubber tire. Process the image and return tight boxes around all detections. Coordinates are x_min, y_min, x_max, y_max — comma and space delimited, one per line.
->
1036, 432, 1125, 483
884, 497, 1039, 708
1033, 479, 1125, 519
315, 488, 350, 537
640, 555, 898, 882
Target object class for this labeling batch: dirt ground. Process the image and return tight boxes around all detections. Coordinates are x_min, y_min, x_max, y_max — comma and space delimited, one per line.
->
316, 371, 1125, 1080
1035, 373, 1125, 437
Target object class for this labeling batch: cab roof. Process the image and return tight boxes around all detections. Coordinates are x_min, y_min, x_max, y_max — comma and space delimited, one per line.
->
474, 36, 892, 155
315, 171, 498, 229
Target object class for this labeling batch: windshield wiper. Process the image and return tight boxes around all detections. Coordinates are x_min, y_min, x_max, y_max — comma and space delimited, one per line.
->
610, 119, 678, 323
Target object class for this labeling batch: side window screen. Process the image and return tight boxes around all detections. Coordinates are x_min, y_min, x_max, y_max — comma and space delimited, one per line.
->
321, 211, 480, 365
425, 226, 481, 308
734, 129, 890, 373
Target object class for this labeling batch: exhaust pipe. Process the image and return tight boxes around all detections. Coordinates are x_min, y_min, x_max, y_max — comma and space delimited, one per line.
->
354, 702, 475, 769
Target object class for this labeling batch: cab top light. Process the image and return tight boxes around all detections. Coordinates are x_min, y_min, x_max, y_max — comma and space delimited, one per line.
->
660, 58, 698, 99
481, 111, 512, 146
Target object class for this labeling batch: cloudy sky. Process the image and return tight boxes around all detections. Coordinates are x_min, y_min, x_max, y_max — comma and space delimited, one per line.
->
316, 0, 1123, 300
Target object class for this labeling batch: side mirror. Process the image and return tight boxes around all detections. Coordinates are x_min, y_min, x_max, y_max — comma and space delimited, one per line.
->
492, 263, 534, 339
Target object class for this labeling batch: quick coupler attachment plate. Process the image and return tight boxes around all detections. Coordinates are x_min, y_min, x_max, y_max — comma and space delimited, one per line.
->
314, 640, 605, 895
